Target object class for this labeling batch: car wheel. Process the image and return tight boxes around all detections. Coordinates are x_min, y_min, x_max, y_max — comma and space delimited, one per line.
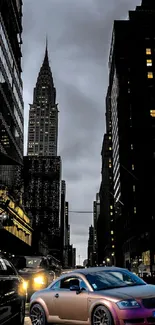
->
14, 298, 25, 325
30, 303, 47, 325
92, 305, 113, 325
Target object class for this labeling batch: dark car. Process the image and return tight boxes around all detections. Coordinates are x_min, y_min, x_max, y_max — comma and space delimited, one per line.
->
0, 255, 26, 325
12, 255, 58, 300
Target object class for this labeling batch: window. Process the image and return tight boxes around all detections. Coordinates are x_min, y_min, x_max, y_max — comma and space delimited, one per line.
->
132, 164, 134, 170
109, 147, 112, 150
133, 185, 135, 192
110, 205, 113, 209
109, 164, 112, 168
147, 59, 152, 66
80, 279, 88, 291
112, 245, 115, 248
131, 144, 133, 150
4, 260, 17, 275
60, 277, 80, 289
147, 72, 153, 79
146, 48, 151, 55
150, 110, 155, 117
51, 281, 60, 290
111, 230, 114, 235
134, 207, 136, 214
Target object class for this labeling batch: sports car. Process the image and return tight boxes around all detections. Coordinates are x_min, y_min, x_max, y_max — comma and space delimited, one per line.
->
30, 266, 155, 325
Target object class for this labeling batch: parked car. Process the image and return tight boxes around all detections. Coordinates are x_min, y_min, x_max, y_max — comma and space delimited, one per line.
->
30, 266, 155, 325
0, 254, 26, 325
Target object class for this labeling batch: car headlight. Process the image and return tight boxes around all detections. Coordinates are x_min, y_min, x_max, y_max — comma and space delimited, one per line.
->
23, 281, 28, 291
116, 299, 141, 309
33, 275, 45, 285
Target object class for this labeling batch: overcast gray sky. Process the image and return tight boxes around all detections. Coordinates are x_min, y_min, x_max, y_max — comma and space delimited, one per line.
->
23, 0, 140, 264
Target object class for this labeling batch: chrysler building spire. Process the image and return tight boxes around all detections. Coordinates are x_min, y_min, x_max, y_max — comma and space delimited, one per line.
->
27, 41, 58, 157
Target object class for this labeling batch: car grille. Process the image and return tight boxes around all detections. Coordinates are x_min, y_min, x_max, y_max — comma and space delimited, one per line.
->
142, 298, 155, 309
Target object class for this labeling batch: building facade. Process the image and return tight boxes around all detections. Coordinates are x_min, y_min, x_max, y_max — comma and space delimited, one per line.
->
0, 0, 23, 189
107, 0, 155, 271
97, 89, 115, 265
93, 193, 100, 265
87, 225, 95, 266
60, 180, 66, 265
24, 155, 61, 258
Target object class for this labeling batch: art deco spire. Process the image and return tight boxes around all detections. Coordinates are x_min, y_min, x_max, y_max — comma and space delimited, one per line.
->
33, 38, 56, 106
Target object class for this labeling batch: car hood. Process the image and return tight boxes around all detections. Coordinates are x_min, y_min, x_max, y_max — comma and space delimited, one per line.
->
93, 285, 155, 301
18, 268, 45, 279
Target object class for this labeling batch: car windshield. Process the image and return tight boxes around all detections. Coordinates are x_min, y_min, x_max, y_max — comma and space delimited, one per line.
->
86, 270, 146, 291
25, 257, 42, 268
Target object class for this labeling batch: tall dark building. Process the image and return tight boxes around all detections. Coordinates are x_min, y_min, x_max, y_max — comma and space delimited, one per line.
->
24, 42, 62, 259
60, 180, 66, 265
87, 225, 95, 266
97, 89, 115, 265
93, 193, 100, 265
0, 0, 23, 189
24, 155, 61, 257
106, 0, 155, 271
27, 42, 58, 157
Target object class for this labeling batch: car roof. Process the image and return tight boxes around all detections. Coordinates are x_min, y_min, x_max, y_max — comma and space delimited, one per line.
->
62, 266, 127, 276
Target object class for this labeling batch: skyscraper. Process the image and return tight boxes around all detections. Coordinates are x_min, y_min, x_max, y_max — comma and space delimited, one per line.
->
0, 0, 23, 189
105, 0, 155, 271
27, 41, 58, 157
97, 89, 115, 266
25, 42, 61, 259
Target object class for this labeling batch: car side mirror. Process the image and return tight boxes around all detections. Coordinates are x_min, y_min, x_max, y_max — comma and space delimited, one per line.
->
70, 285, 80, 292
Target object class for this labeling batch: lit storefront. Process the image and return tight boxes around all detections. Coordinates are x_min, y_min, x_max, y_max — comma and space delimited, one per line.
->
0, 189, 33, 254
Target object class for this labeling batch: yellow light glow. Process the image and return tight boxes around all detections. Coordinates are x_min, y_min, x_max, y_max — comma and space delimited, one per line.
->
147, 72, 153, 79
23, 281, 28, 291
34, 275, 45, 285
150, 110, 155, 117
147, 59, 152, 66
146, 48, 151, 55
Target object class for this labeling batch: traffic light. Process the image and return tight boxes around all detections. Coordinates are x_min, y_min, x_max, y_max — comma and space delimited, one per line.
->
2, 214, 14, 226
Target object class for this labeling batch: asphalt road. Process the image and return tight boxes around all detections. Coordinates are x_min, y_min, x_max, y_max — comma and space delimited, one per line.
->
24, 303, 31, 325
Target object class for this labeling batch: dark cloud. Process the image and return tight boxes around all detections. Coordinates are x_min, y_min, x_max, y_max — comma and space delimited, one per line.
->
23, 0, 140, 263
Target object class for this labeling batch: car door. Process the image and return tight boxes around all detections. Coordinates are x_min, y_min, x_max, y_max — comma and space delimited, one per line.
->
3, 258, 22, 318
0, 257, 12, 323
55, 276, 89, 321
44, 279, 60, 317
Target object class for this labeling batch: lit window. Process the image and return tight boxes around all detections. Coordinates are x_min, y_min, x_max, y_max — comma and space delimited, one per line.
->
146, 48, 151, 55
133, 185, 135, 192
109, 158, 112, 162
109, 136, 111, 140
131, 144, 133, 150
109, 164, 112, 168
111, 238, 114, 241
150, 110, 155, 117
147, 72, 153, 79
110, 205, 113, 210
112, 252, 115, 256
109, 147, 112, 150
111, 219, 113, 222
134, 207, 136, 214
112, 245, 115, 248
146, 59, 152, 66
111, 230, 114, 234
132, 164, 134, 170
110, 212, 113, 216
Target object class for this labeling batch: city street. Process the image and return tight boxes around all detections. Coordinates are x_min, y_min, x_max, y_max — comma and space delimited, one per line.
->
24, 304, 31, 325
